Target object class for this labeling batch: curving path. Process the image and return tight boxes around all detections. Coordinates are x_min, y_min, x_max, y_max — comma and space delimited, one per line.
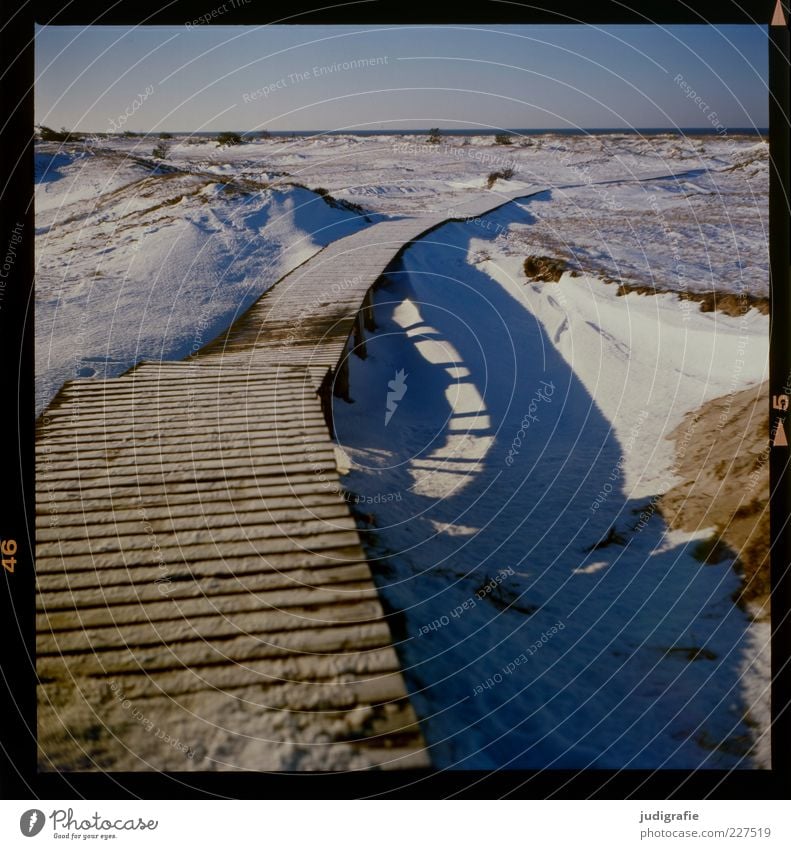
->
35, 169, 692, 771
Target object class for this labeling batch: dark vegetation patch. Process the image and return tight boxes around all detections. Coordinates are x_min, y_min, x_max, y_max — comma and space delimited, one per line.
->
584, 526, 626, 553
216, 132, 244, 147
694, 730, 752, 757
486, 167, 515, 188
38, 125, 82, 142
480, 581, 540, 615
614, 280, 769, 316
312, 187, 368, 217
690, 534, 734, 565
665, 645, 718, 661
518, 249, 767, 316
523, 255, 567, 282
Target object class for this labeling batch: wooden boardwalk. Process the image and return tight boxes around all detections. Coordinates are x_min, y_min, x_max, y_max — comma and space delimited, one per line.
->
35, 175, 683, 771
37, 363, 429, 770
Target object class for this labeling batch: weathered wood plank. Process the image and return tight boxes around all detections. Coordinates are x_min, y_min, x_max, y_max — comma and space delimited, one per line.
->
37, 621, 398, 677
37, 503, 353, 539
39, 584, 382, 627
37, 560, 373, 595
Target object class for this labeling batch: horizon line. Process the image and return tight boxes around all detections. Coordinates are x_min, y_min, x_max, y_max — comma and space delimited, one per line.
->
37, 126, 770, 135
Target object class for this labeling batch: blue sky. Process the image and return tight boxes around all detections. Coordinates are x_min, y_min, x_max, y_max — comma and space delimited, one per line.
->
35, 24, 768, 132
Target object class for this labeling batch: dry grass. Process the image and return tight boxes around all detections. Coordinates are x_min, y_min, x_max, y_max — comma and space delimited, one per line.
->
523, 254, 567, 282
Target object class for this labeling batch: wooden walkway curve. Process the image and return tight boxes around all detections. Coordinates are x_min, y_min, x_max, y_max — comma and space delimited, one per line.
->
35, 172, 687, 771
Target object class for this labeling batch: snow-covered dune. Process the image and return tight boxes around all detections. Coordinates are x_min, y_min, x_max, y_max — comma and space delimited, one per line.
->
35, 143, 373, 412
333, 194, 768, 770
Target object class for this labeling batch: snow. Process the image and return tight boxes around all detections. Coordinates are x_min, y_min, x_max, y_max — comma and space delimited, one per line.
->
35, 142, 373, 412
331, 169, 768, 769
499, 175, 769, 297
36, 131, 770, 769
483, 259, 768, 498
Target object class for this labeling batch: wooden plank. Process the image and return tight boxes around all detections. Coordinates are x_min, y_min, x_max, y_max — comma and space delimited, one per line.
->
37, 472, 338, 504
38, 656, 410, 702
37, 599, 389, 654
37, 560, 373, 595
37, 621, 398, 677
36, 491, 351, 521
37, 503, 352, 538
38, 446, 337, 478
37, 421, 330, 447
39, 584, 383, 627
36, 432, 330, 460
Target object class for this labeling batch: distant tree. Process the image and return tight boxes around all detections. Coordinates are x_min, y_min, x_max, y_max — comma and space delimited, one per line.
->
152, 141, 169, 159
427, 127, 442, 145
217, 131, 243, 147
122, 130, 138, 138
159, 131, 173, 139
259, 130, 271, 139
494, 132, 513, 145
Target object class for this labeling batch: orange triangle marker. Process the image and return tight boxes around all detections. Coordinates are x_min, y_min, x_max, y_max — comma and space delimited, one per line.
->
775, 419, 788, 447
772, 0, 787, 26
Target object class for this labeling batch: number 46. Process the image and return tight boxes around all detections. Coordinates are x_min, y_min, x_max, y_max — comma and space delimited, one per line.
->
2, 539, 17, 574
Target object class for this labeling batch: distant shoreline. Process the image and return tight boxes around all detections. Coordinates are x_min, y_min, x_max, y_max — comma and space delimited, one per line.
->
39, 127, 770, 139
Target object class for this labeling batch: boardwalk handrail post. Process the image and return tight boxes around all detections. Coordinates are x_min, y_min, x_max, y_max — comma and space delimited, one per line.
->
317, 368, 335, 438
353, 310, 367, 359
362, 289, 376, 331
333, 351, 352, 402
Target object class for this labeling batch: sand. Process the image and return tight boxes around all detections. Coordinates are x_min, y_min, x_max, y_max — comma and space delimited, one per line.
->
660, 381, 770, 611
